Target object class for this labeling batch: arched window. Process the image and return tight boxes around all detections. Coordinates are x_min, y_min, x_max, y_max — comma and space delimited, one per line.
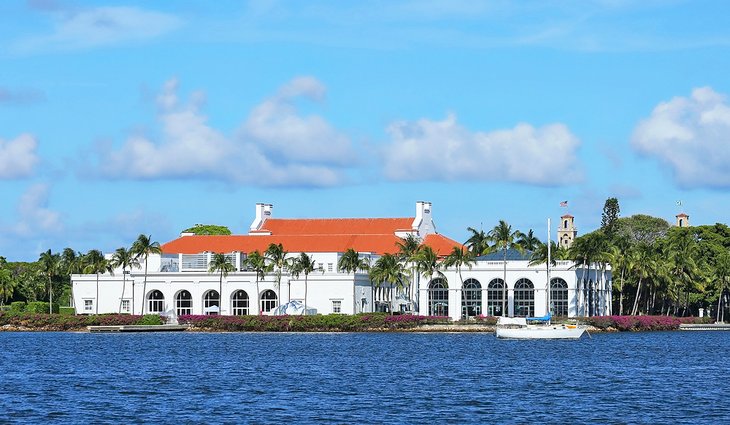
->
175, 290, 192, 316
428, 279, 448, 317
147, 290, 164, 314
514, 278, 535, 317
462, 278, 482, 318
261, 290, 278, 313
550, 278, 568, 317
232, 290, 249, 315
204, 290, 220, 316
487, 278, 505, 317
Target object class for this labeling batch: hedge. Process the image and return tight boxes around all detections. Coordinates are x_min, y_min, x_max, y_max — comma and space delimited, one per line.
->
0, 312, 166, 330
583, 315, 714, 331
178, 313, 452, 332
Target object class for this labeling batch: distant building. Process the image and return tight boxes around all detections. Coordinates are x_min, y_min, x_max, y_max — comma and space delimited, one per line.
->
72, 202, 610, 320
676, 213, 690, 228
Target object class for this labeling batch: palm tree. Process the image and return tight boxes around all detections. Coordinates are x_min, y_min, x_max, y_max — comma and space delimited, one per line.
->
715, 251, 730, 322
265, 243, 290, 306
465, 226, 490, 256
110, 247, 140, 314
61, 248, 83, 310
414, 246, 446, 314
396, 234, 422, 310
338, 248, 369, 312
665, 231, 701, 316
0, 257, 16, 306
131, 234, 162, 315
243, 250, 270, 314
83, 249, 113, 314
291, 253, 321, 315
443, 246, 476, 319
487, 220, 525, 316
39, 249, 60, 314
629, 243, 654, 316
209, 253, 235, 315
369, 253, 409, 314
517, 229, 541, 251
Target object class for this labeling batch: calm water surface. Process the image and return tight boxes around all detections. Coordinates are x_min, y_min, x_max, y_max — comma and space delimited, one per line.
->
0, 331, 728, 424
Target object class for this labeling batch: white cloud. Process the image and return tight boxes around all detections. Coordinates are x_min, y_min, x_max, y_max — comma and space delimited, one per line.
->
91, 77, 355, 187
382, 114, 582, 185
632, 87, 730, 188
12, 183, 62, 237
13, 6, 182, 52
0, 134, 39, 178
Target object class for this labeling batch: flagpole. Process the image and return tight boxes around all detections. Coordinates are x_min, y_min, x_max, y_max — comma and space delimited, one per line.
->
547, 217, 551, 321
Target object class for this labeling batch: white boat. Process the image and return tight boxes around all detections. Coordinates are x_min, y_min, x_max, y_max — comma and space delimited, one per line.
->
495, 316, 586, 339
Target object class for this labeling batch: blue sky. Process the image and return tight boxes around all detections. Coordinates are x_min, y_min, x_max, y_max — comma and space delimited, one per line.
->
2, 0, 730, 261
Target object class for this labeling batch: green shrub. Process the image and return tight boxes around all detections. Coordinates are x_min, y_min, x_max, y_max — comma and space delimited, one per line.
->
9, 302, 26, 313
136, 315, 164, 325
59, 307, 75, 316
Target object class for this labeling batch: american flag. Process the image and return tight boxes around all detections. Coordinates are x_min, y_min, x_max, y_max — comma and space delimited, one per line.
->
560, 201, 568, 207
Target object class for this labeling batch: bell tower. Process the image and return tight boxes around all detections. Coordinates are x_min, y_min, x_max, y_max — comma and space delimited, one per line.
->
676, 213, 690, 228
558, 214, 577, 248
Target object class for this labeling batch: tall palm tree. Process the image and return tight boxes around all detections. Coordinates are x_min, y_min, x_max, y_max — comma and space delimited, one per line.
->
665, 231, 701, 316
414, 245, 446, 314
487, 220, 525, 316
715, 251, 730, 323
265, 243, 290, 306
517, 229, 542, 251
465, 227, 490, 256
110, 247, 140, 314
291, 253, 321, 315
61, 248, 83, 310
39, 249, 60, 314
396, 234, 422, 310
369, 253, 409, 314
131, 234, 162, 315
629, 243, 654, 316
209, 253, 235, 315
443, 246, 476, 319
338, 248, 369, 312
243, 250, 270, 314
83, 249, 113, 314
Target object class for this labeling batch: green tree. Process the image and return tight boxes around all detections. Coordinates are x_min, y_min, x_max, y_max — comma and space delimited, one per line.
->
181, 224, 232, 235
337, 248, 369, 311
465, 227, 490, 255
82, 249, 113, 314
396, 234, 422, 310
39, 249, 61, 313
617, 214, 670, 245
110, 247, 140, 314
443, 246, 476, 318
131, 234, 162, 315
265, 243, 291, 306
487, 220, 525, 316
517, 229, 542, 251
291, 252, 321, 315
243, 250, 270, 314
414, 245, 446, 314
209, 253, 235, 315
714, 251, 730, 322
601, 197, 621, 238
369, 253, 409, 314
0, 257, 16, 306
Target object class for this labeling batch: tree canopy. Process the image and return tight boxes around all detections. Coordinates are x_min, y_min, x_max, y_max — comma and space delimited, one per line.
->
181, 224, 232, 235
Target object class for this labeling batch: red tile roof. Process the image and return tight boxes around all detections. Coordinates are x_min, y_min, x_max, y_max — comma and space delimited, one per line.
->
259, 218, 414, 235
161, 233, 461, 256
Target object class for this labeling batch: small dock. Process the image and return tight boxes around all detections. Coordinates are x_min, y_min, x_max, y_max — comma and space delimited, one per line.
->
88, 325, 189, 333
679, 323, 730, 331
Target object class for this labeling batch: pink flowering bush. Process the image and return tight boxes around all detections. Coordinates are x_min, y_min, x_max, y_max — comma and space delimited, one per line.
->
583, 315, 710, 331
0, 312, 165, 330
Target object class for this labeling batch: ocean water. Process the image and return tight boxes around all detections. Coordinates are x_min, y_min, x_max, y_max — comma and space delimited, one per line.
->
0, 330, 728, 424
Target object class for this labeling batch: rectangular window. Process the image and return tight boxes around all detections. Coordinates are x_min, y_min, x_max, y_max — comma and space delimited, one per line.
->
318, 263, 324, 271
121, 300, 130, 313
84, 300, 93, 312
332, 300, 342, 313
327, 263, 333, 272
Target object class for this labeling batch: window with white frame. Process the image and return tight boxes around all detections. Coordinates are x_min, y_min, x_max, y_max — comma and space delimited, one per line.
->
327, 263, 333, 272
331, 300, 342, 313
231, 290, 249, 315
121, 299, 130, 313
204, 290, 220, 316
84, 299, 93, 312
147, 290, 165, 314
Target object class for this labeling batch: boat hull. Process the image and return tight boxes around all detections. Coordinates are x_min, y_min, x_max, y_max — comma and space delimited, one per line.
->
496, 325, 585, 340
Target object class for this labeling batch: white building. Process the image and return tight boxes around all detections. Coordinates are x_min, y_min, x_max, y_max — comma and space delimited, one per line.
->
72, 201, 611, 320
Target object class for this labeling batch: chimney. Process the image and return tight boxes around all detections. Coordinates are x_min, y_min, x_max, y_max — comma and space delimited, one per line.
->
249, 203, 273, 232
411, 201, 436, 237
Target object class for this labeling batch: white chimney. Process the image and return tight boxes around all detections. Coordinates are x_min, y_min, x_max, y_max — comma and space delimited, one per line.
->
411, 201, 436, 237
249, 203, 273, 233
